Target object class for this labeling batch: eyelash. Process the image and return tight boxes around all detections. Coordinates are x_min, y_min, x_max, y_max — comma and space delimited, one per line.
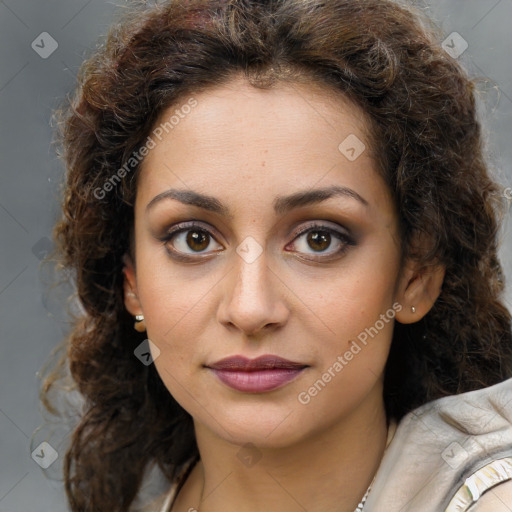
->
290, 223, 355, 260
160, 221, 355, 262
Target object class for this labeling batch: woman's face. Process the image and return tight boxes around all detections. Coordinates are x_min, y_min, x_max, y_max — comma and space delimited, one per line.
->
125, 76, 408, 448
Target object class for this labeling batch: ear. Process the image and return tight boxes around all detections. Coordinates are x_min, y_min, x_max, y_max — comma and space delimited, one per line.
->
394, 258, 445, 324
122, 254, 143, 316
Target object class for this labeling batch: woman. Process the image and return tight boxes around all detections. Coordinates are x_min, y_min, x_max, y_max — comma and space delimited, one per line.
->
41, 0, 512, 510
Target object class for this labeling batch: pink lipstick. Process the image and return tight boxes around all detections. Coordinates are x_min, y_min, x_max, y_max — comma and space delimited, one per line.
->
206, 355, 308, 393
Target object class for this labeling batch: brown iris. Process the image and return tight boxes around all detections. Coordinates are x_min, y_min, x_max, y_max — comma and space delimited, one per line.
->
307, 230, 331, 252
186, 230, 210, 251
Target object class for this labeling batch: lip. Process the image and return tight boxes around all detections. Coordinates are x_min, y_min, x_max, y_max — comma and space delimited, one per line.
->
205, 355, 309, 393
207, 354, 307, 371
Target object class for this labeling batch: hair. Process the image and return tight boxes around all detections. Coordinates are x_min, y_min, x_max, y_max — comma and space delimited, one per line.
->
40, 0, 512, 510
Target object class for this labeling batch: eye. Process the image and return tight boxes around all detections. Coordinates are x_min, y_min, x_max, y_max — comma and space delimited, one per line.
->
287, 222, 355, 260
162, 222, 223, 259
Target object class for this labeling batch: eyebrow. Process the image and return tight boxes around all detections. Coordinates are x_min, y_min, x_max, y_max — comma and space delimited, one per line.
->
145, 185, 368, 217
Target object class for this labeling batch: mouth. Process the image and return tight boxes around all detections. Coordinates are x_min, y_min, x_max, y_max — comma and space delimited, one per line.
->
205, 355, 309, 393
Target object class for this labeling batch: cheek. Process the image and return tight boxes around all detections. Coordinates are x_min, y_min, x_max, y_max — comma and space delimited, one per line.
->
136, 251, 211, 332
296, 276, 397, 423
140, 274, 211, 410
307, 245, 400, 382
318, 248, 399, 335
134, 258, 211, 380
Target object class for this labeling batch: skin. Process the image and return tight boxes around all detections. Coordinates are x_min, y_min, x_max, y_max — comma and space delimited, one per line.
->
124, 75, 445, 512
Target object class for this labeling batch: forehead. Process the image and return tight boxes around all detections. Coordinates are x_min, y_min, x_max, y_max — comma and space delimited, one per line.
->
136, 77, 391, 218
144, 76, 373, 161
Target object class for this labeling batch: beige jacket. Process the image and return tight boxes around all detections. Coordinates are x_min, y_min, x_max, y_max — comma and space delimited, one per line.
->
137, 378, 512, 512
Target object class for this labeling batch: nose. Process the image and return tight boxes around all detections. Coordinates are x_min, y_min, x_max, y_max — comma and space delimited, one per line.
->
217, 245, 290, 336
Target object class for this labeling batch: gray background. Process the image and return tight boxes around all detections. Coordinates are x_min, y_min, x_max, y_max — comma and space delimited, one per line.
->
1, 1, 511, 510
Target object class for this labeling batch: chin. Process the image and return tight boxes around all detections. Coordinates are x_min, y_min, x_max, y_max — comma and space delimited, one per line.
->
195, 404, 314, 449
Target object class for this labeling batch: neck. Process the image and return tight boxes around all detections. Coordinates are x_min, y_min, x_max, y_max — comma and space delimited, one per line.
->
176, 386, 390, 512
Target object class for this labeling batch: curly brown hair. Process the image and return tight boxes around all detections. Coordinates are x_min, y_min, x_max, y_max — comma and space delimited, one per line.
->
40, 0, 512, 510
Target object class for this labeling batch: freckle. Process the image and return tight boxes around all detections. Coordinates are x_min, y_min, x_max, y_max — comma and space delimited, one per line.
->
262, 161, 266, 167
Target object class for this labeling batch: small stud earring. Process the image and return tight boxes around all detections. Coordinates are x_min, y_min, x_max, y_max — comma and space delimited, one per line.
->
411, 306, 416, 314
134, 314, 146, 332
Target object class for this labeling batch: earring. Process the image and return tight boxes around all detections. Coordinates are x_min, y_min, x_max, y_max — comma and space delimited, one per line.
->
134, 314, 146, 332
411, 306, 416, 314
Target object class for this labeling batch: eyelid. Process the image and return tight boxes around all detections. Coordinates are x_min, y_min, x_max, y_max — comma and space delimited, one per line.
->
160, 220, 222, 242
291, 220, 351, 240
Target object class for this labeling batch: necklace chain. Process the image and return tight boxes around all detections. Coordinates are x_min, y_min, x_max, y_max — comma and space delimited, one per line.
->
354, 476, 374, 512
193, 474, 374, 512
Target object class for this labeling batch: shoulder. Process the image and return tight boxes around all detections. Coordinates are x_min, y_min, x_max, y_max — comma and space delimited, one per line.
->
470, 480, 512, 511
363, 378, 512, 512
137, 491, 170, 512
445, 457, 512, 511
136, 456, 199, 512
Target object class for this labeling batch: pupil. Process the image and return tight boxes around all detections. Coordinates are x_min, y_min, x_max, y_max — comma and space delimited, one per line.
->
307, 231, 330, 252
186, 230, 209, 251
